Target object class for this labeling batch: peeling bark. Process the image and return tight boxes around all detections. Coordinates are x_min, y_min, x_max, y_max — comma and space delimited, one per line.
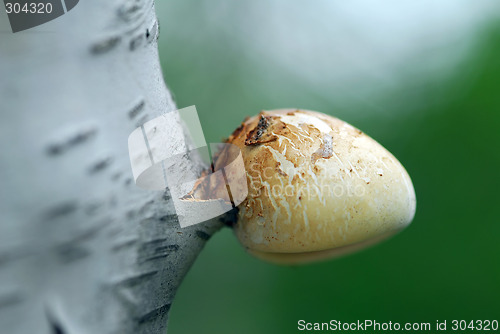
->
0, 1, 221, 333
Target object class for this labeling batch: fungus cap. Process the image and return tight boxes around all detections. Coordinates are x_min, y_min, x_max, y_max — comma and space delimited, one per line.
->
225, 109, 416, 264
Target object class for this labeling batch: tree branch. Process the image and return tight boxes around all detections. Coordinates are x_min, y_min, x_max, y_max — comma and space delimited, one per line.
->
0, 1, 221, 333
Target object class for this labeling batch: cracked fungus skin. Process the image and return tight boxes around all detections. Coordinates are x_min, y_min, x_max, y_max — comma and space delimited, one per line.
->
225, 109, 416, 264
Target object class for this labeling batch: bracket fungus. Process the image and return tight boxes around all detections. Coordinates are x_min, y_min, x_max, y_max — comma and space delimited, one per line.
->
224, 109, 416, 264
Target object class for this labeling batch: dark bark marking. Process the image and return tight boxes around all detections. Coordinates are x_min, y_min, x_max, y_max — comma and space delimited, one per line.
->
46, 127, 97, 156
126, 209, 136, 219
46, 310, 66, 334
115, 270, 158, 287
45, 306, 67, 334
155, 245, 179, 252
55, 244, 90, 264
117, 1, 144, 22
195, 230, 211, 241
50, 321, 65, 334
138, 239, 179, 263
0, 248, 31, 266
137, 303, 171, 324
128, 99, 145, 119
124, 177, 133, 186
43, 201, 78, 219
84, 202, 102, 216
111, 237, 138, 252
143, 238, 168, 245
88, 157, 114, 174
67, 224, 106, 244
159, 214, 177, 222
111, 172, 122, 181
137, 199, 154, 215
129, 34, 144, 51
142, 253, 172, 262
90, 36, 121, 55
0, 292, 23, 309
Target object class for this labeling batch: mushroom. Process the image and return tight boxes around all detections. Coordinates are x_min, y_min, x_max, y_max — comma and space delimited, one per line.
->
223, 109, 416, 264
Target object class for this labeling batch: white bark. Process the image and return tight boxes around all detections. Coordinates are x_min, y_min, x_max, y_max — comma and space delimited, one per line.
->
0, 1, 222, 333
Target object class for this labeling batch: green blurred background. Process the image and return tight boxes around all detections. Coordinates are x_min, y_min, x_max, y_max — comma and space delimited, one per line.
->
156, 1, 500, 333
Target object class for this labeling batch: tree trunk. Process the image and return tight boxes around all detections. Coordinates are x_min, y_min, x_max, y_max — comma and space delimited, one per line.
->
0, 1, 221, 333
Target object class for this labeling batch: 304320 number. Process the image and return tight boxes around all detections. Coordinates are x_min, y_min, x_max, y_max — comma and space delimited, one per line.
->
5, 2, 53, 14
451, 320, 499, 331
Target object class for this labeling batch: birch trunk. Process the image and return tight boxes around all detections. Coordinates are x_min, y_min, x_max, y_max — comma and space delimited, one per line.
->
0, 1, 221, 333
